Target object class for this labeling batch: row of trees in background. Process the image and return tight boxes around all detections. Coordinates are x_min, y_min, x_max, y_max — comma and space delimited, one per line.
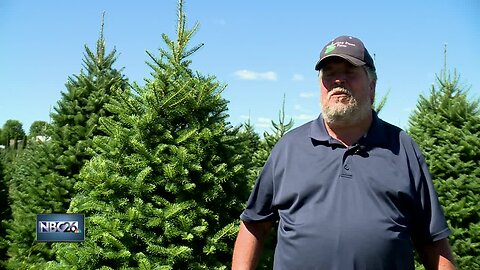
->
0, 1, 478, 269
0, 120, 49, 152
408, 63, 480, 269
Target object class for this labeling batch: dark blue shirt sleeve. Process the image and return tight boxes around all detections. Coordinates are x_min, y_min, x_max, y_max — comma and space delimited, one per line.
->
240, 152, 278, 222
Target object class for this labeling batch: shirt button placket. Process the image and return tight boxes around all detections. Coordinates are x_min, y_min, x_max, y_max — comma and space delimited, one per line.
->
341, 151, 353, 179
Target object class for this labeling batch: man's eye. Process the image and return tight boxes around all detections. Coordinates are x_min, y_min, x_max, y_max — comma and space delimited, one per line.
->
323, 72, 334, 77
346, 70, 359, 76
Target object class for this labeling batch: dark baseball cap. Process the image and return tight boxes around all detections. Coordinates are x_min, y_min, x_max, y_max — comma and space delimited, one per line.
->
314, 35, 375, 71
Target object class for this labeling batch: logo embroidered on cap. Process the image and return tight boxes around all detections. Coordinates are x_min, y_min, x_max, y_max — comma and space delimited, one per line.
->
324, 43, 336, 54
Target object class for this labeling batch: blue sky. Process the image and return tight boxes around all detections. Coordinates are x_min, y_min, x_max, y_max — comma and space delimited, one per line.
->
1, 0, 479, 135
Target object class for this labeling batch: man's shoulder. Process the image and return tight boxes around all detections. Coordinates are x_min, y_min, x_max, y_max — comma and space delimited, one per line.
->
267, 120, 315, 157
377, 117, 422, 156
278, 120, 314, 144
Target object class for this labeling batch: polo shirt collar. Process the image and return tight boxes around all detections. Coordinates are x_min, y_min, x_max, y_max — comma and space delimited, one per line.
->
309, 114, 330, 142
309, 111, 388, 147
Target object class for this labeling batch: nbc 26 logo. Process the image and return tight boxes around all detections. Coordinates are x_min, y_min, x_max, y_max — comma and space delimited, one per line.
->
39, 221, 80, 233
36, 214, 84, 242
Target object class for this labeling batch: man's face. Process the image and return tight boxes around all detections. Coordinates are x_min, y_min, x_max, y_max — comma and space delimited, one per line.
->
319, 58, 375, 126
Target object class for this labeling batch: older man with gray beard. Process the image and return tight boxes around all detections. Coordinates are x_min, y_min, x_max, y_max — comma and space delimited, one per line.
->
232, 35, 456, 270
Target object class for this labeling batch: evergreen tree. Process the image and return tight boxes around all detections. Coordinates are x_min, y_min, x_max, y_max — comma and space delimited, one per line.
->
0, 131, 27, 268
373, 90, 389, 113
52, 1, 251, 269
3, 142, 63, 269
408, 59, 480, 268
236, 118, 261, 187
5, 16, 127, 269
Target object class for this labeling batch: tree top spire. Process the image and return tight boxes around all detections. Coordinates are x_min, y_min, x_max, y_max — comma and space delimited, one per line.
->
96, 11, 107, 64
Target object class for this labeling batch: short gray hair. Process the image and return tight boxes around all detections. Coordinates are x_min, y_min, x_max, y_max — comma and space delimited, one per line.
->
363, 66, 377, 87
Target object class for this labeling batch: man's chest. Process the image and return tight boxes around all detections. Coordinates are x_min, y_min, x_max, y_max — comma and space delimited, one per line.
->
271, 145, 416, 235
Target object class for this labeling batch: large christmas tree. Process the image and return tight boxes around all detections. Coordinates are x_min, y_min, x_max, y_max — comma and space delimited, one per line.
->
4, 17, 127, 269
52, 1, 251, 269
408, 57, 480, 268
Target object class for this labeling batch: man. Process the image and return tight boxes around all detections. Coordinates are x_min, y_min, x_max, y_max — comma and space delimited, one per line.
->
232, 36, 456, 270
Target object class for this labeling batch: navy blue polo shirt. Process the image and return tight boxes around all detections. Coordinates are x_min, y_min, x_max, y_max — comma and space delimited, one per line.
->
241, 112, 450, 270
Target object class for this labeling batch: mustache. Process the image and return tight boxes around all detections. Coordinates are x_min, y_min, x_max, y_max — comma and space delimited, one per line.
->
328, 87, 352, 98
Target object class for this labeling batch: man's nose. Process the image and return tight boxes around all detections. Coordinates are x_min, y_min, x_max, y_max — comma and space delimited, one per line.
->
334, 76, 346, 85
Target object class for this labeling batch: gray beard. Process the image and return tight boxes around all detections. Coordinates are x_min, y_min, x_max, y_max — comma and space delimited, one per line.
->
322, 91, 372, 127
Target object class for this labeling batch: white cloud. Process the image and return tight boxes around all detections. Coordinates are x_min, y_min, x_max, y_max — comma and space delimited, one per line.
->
292, 74, 304, 81
294, 104, 303, 111
256, 117, 272, 128
234, 70, 278, 81
239, 115, 250, 120
403, 107, 414, 112
299, 91, 317, 98
257, 117, 271, 123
